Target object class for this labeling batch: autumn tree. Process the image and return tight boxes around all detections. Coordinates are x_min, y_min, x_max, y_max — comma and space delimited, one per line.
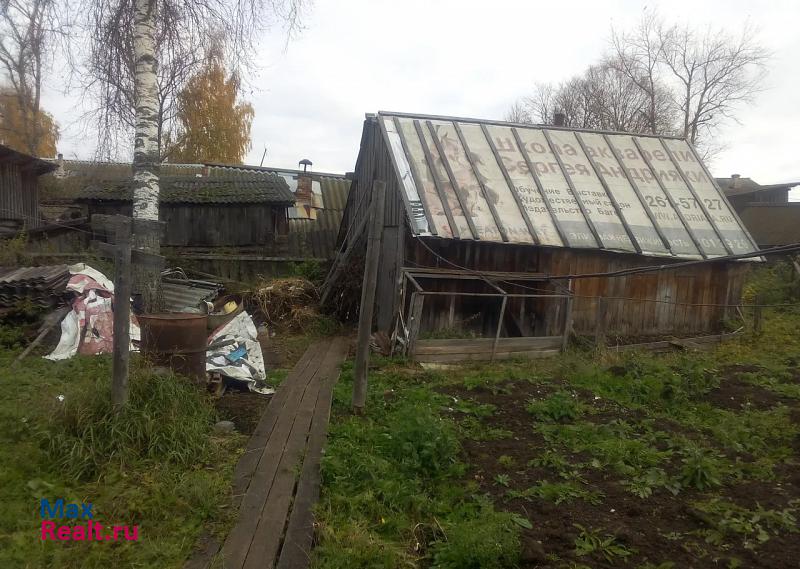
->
0, 88, 59, 156
0, 0, 68, 156
167, 49, 254, 164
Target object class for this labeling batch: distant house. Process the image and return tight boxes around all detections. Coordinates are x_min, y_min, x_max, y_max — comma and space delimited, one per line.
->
33, 158, 352, 279
715, 174, 799, 212
715, 175, 800, 247
0, 144, 57, 235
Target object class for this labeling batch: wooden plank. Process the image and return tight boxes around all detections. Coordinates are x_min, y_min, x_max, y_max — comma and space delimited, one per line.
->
221, 343, 328, 569
242, 340, 347, 569
230, 343, 321, 501
415, 349, 561, 363
276, 337, 349, 569
414, 336, 562, 354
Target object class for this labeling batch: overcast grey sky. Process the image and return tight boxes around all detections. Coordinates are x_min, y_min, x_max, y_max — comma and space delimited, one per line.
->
46, 0, 800, 188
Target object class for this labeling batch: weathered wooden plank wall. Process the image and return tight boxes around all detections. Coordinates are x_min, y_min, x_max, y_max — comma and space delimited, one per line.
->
0, 165, 41, 229
401, 237, 749, 338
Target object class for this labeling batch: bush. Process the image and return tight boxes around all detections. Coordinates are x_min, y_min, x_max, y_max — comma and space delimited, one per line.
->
41, 366, 215, 481
431, 506, 521, 569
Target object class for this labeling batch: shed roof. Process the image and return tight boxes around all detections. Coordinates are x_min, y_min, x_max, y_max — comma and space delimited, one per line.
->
77, 175, 294, 205
715, 177, 800, 198
0, 144, 58, 175
377, 111, 758, 260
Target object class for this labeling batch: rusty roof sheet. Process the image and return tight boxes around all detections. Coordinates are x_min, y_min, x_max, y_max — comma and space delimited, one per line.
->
376, 111, 759, 261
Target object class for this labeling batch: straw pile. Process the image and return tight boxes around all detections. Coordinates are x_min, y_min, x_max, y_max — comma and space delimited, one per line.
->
249, 277, 320, 331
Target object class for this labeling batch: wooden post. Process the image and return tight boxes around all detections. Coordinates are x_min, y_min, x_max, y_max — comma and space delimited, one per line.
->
112, 218, 133, 407
595, 296, 607, 349
490, 295, 508, 362
561, 280, 574, 353
753, 294, 763, 336
352, 180, 386, 413
406, 293, 425, 359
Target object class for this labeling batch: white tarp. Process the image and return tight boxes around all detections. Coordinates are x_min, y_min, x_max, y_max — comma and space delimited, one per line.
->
206, 311, 273, 395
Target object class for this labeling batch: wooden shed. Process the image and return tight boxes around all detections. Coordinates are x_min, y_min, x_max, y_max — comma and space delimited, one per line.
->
76, 174, 294, 247
326, 112, 760, 361
0, 144, 57, 235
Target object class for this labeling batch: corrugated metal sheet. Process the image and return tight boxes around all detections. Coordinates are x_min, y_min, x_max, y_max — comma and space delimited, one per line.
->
161, 277, 222, 311
378, 111, 759, 260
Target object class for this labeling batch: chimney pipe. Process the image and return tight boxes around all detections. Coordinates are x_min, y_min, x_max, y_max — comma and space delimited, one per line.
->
299, 158, 312, 173
731, 174, 740, 189
554, 112, 566, 127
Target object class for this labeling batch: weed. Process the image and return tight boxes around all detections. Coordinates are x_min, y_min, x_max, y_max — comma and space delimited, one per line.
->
693, 497, 799, 550
430, 505, 520, 569
527, 391, 582, 422
625, 467, 681, 498
497, 455, 515, 469
678, 446, 725, 491
494, 473, 511, 487
508, 480, 603, 505
573, 523, 635, 562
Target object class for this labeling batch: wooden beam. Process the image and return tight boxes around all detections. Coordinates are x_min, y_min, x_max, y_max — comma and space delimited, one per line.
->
352, 180, 387, 412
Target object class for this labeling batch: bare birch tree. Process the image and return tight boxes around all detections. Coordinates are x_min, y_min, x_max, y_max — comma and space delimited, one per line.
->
507, 13, 769, 157
84, 0, 307, 310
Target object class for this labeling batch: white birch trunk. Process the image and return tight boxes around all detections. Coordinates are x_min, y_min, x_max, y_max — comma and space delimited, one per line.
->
132, 0, 159, 220
131, 0, 161, 310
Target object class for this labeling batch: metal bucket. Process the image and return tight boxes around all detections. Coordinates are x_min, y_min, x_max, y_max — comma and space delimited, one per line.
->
139, 313, 208, 381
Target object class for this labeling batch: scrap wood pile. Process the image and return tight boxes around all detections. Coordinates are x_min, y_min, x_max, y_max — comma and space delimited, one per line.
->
247, 277, 321, 332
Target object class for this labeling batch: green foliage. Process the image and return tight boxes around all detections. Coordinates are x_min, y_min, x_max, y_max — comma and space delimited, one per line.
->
497, 454, 515, 468
41, 366, 215, 481
678, 446, 724, 491
693, 498, 799, 550
431, 505, 521, 569
625, 467, 681, 498
526, 390, 583, 422
290, 259, 327, 286
508, 480, 604, 505
573, 524, 634, 562
0, 231, 30, 265
742, 261, 800, 305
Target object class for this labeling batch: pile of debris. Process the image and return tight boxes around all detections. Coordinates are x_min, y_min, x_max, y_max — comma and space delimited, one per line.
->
249, 277, 320, 332
3, 263, 274, 396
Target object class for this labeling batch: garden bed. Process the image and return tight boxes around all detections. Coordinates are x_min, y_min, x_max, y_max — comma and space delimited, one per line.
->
314, 310, 800, 569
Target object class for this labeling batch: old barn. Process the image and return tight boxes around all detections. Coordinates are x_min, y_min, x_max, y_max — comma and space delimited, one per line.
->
327, 112, 760, 362
0, 144, 57, 235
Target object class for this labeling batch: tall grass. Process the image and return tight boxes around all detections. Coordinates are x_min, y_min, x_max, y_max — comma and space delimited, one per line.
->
41, 367, 215, 481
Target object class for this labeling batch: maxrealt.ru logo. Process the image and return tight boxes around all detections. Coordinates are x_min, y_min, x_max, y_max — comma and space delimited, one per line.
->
40, 498, 139, 542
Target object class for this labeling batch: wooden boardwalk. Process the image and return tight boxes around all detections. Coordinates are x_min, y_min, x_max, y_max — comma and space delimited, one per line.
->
186, 337, 349, 569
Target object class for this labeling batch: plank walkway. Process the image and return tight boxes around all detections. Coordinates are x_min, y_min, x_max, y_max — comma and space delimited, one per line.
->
186, 337, 349, 569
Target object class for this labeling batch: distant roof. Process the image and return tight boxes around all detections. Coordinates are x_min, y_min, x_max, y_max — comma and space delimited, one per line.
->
715, 176, 800, 198
376, 111, 758, 260
0, 144, 58, 176
77, 175, 294, 205
737, 203, 800, 247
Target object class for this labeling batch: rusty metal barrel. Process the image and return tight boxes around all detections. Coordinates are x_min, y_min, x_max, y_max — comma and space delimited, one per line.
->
138, 313, 208, 381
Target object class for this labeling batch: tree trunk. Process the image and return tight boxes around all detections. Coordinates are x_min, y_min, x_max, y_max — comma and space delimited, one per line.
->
131, 0, 162, 311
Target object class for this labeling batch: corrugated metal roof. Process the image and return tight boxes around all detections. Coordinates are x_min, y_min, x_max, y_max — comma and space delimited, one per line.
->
378, 111, 759, 260
715, 177, 800, 198
0, 144, 58, 176
77, 176, 294, 205
0, 265, 70, 307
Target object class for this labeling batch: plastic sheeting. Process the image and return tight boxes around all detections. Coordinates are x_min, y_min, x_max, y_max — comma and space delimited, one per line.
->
206, 311, 273, 395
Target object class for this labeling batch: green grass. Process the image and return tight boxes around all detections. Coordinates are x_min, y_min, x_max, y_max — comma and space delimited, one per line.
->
314, 303, 800, 567
0, 347, 241, 568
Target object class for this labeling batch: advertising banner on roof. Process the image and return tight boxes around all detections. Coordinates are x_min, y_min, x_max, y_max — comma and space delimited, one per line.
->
662, 139, 756, 256
381, 112, 758, 260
